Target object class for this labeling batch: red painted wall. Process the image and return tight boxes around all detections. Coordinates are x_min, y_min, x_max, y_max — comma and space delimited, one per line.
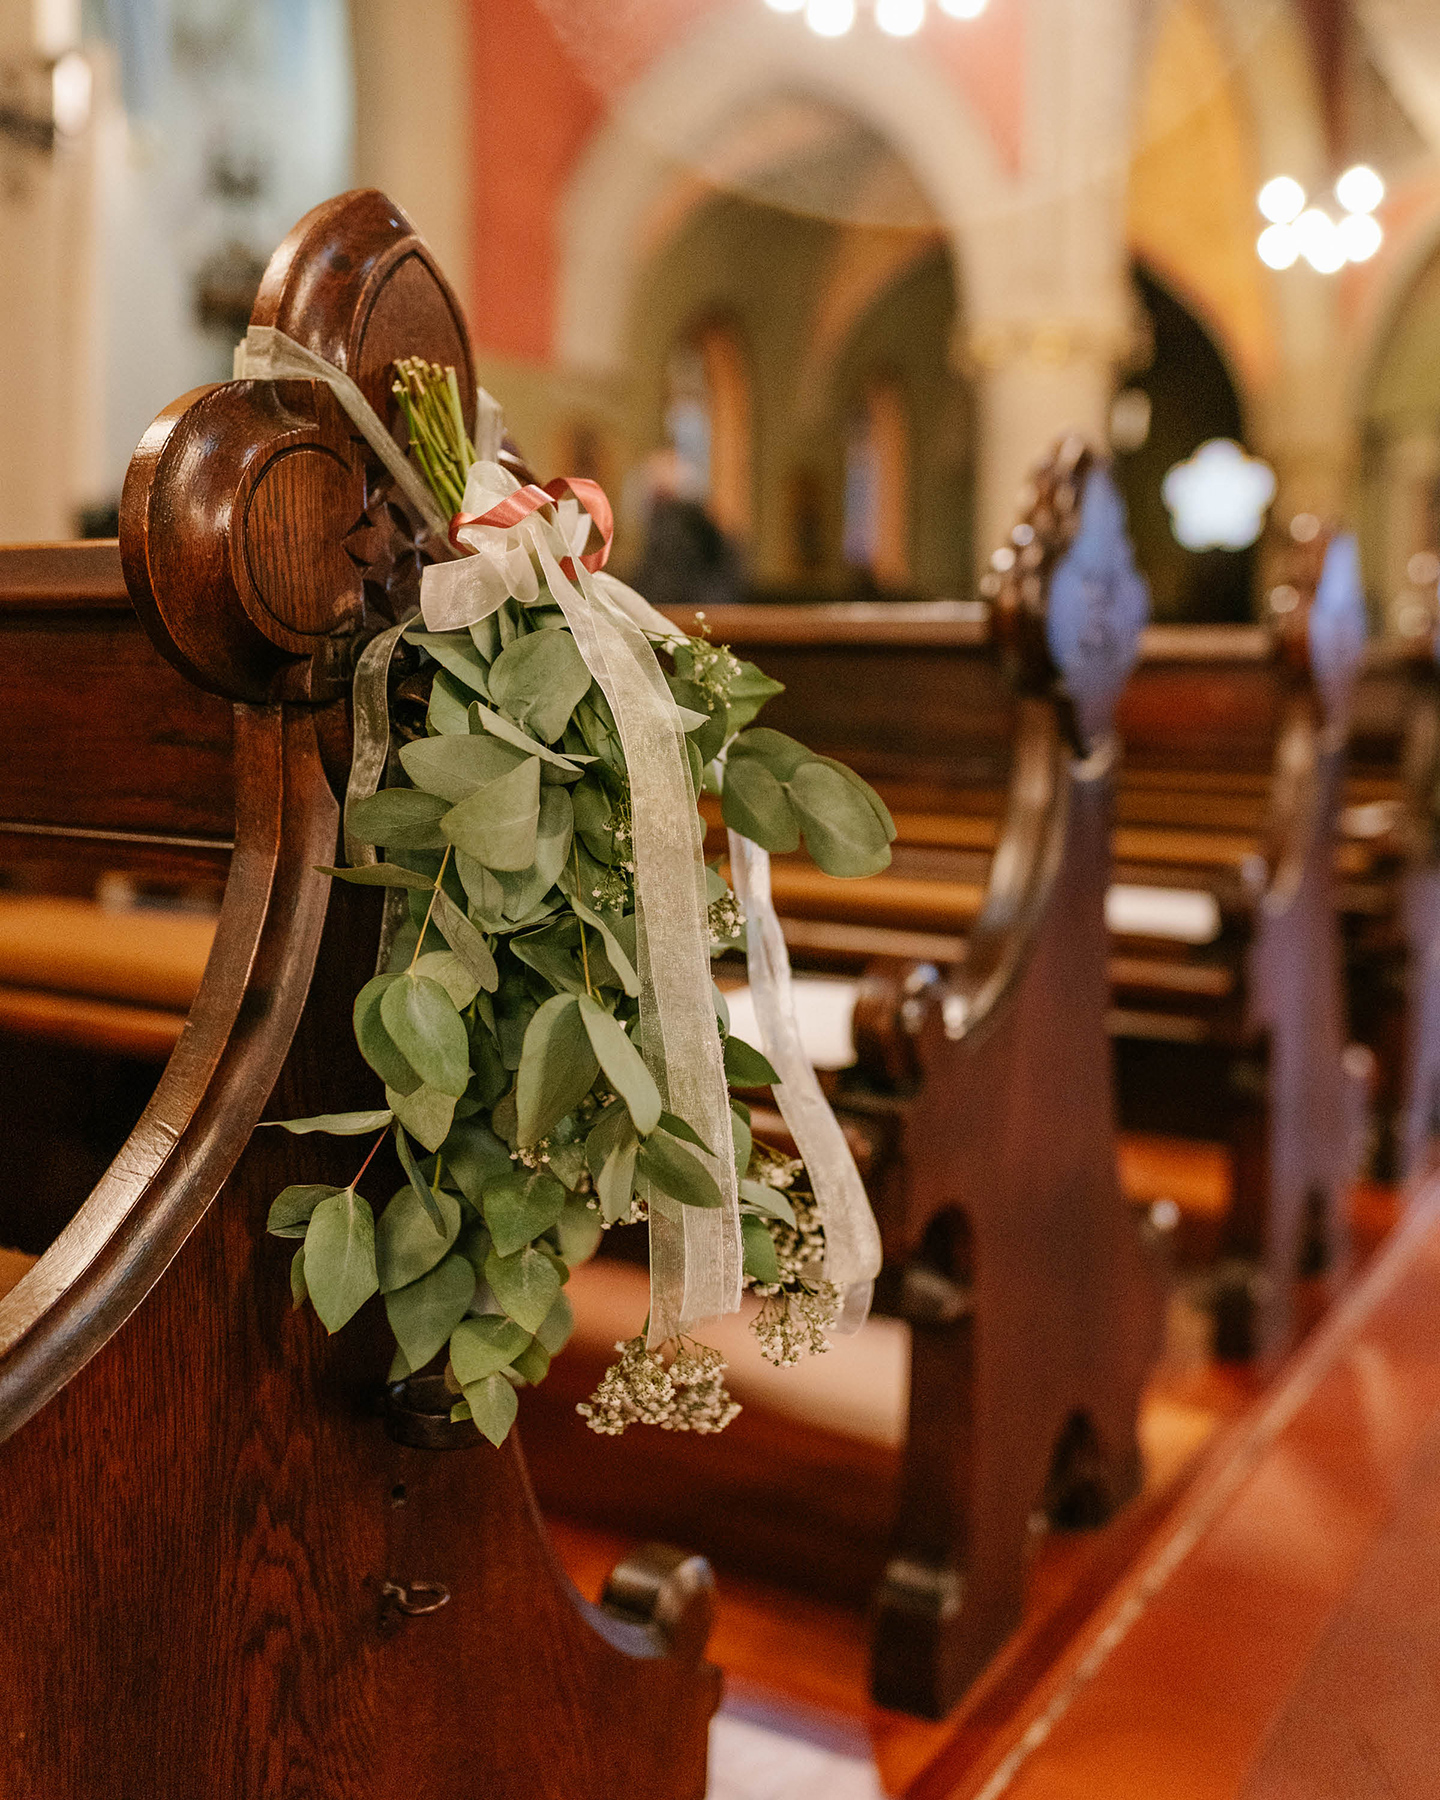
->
470, 0, 1028, 365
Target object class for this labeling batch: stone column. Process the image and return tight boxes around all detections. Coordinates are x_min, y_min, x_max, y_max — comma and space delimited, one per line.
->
350, 0, 473, 318
0, 0, 103, 539
959, 0, 1139, 567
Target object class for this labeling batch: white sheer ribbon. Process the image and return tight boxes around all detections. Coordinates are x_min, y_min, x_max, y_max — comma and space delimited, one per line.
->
727, 830, 882, 1330
424, 462, 741, 1343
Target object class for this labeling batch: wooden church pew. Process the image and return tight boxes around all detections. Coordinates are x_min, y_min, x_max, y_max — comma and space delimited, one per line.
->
528, 439, 1167, 1719
0, 191, 719, 1800
661, 535, 1375, 1357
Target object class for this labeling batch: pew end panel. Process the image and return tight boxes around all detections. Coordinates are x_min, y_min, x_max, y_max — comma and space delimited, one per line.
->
0, 187, 721, 1800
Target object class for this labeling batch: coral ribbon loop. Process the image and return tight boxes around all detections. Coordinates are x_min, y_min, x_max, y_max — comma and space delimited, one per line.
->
452, 475, 613, 576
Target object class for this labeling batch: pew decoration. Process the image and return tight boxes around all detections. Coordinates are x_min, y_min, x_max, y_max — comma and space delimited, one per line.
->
264, 355, 891, 1444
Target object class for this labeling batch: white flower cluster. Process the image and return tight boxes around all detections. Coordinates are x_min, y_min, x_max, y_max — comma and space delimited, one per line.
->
577, 1336, 740, 1436
707, 890, 745, 949
753, 1283, 841, 1368
686, 634, 744, 706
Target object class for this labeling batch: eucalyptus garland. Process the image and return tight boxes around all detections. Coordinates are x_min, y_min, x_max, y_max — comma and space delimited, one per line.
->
265, 361, 895, 1446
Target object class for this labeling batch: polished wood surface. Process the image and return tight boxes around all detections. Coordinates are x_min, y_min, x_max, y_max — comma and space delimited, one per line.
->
0, 189, 719, 1799
914, 1182, 1440, 1800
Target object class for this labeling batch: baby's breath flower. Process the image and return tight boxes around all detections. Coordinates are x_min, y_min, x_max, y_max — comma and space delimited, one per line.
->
577, 1334, 740, 1435
707, 891, 745, 950
752, 1283, 841, 1368
576, 1337, 674, 1436
662, 1342, 741, 1434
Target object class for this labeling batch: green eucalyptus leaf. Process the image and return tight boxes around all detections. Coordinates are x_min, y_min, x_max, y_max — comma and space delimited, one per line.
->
482, 1169, 566, 1258
724, 1034, 778, 1088
394, 1123, 446, 1231
444, 1118, 514, 1205
536, 1290, 576, 1355
789, 759, 894, 878
656, 1111, 711, 1154
266, 1110, 393, 1138
489, 629, 593, 743
559, 877, 641, 997
516, 993, 599, 1146
450, 1313, 530, 1384
740, 1179, 796, 1228
470, 698, 587, 771
570, 776, 621, 861
431, 891, 500, 993
577, 994, 661, 1135
404, 629, 492, 694
667, 676, 728, 764
268, 1183, 343, 1239
511, 919, 589, 997
485, 1243, 564, 1333
456, 852, 507, 928
730, 728, 812, 780
375, 1182, 463, 1291
741, 1213, 782, 1285
813, 754, 897, 839
386, 1083, 457, 1153
380, 973, 471, 1098
347, 787, 449, 850
428, 667, 474, 734
636, 1132, 723, 1210
511, 1339, 551, 1384
385, 1252, 476, 1371
463, 1371, 519, 1446
496, 786, 573, 922
317, 863, 433, 890
399, 732, 524, 802
725, 660, 785, 732
731, 1104, 753, 1177
555, 1195, 603, 1266
412, 949, 481, 1010
721, 756, 799, 853
290, 1246, 308, 1308
599, 1130, 639, 1224
303, 1188, 378, 1332
442, 756, 542, 871
355, 974, 420, 1095
546, 1137, 589, 1189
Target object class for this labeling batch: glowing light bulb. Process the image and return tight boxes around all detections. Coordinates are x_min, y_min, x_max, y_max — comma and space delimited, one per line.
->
939, 0, 987, 13
806, 0, 856, 32
1258, 176, 1306, 224
51, 49, 91, 136
1257, 223, 1299, 270
1338, 212, 1382, 262
876, 0, 924, 32
1336, 164, 1384, 214
1295, 207, 1346, 274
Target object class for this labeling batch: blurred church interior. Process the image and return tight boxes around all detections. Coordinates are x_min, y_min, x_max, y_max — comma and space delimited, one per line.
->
4, 1, 1440, 1796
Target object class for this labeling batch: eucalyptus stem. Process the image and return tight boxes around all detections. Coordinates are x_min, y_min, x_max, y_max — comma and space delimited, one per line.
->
350, 1127, 388, 1191
573, 840, 595, 998
393, 357, 476, 518
410, 845, 454, 970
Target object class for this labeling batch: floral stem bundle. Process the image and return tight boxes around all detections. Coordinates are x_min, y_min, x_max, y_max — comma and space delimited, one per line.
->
265, 361, 894, 1446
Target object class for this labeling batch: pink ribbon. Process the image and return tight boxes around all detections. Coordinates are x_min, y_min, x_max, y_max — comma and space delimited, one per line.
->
451, 475, 614, 580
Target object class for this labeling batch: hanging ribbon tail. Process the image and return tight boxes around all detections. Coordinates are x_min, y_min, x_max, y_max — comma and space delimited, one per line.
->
232, 325, 458, 553
727, 830, 882, 1334
527, 522, 740, 1344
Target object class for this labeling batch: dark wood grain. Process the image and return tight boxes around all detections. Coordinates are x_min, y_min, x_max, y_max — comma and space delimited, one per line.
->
0, 190, 720, 1799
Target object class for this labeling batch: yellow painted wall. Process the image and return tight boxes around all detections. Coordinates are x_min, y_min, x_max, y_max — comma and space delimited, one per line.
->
1127, 0, 1276, 398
